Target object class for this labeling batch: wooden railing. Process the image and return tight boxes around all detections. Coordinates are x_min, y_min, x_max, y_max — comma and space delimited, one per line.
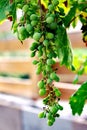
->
0, 21, 86, 100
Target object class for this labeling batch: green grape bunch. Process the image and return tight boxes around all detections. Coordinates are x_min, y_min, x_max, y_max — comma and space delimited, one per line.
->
2, 0, 87, 126
12, 0, 64, 125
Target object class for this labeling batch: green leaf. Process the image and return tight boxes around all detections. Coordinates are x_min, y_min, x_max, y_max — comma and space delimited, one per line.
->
0, 0, 10, 22
55, 25, 73, 67
73, 75, 79, 84
77, 66, 84, 75
63, 3, 78, 27
10, 2, 17, 24
69, 81, 87, 115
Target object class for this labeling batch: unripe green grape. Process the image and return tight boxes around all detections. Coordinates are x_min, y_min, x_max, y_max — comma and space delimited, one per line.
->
50, 72, 60, 82
47, 53, 53, 58
38, 112, 45, 118
49, 22, 57, 30
52, 0, 59, 6
39, 88, 46, 96
38, 50, 43, 57
47, 52, 57, 58
26, 24, 33, 32
42, 70, 47, 76
53, 88, 61, 97
38, 80, 45, 89
31, 20, 38, 27
30, 51, 36, 57
46, 33, 54, 40
33, 32, 41, 41
38, 45, 43, 50
50, 117, 55, 123
43, 97, 49, 105
30, 42, 38, 51
46, 65, 52, 72
32, 60, 38, 65
19, 27, 29, 39
47, 112, 53, 119
18, 26, 26, 34
43, 39, 49, 46
36, 66, 42, 75
47, 78, 53, 84
46, 13, 50, 18
17, 4, 23, 8
58, 104, 63, 110
48, 4, 54, 12
13, 22, 18, 28
46, 16, 54, 24
13, 22, 18, 32
27, 11, 32, 16
50, 105, 58, 114
47, 120, 53, 126
30, 14, 38, 21
18, 33, 25, 41
47, 59, 55, 66
22, 4, 29, 13
50, 13, 55, 18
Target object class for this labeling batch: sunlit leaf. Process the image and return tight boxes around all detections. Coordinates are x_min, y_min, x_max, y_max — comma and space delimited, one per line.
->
69, 81, 87, 115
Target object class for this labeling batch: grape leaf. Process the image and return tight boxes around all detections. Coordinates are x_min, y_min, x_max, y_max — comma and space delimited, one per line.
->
63, 2, 78, 27
0, 0, 10, 22
55, 25, 73, 67
10, 2, 17, 25
69, 81, 87, 115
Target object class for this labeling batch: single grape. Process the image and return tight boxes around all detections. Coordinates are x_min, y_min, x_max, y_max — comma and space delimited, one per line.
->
47, 59, 55, 66
43, 97, 49, 105
32, 60, 38, 65
30, 14, 38, 21
30, 42, 38, 51
49, 22, 57, 30
53, 88, 61, 97
52, 0, 59, 6
18, 26, 26, 34
43, 39, 49, 46
17, 4, 23, 8
50, 105, 58, 114
58, 104, 63, 110
26, 24, 33, 32
46, 33, 54, 40
50, 72, 60, 82
47, 120, 53, 126
38, 112, 45, 118
39, 88, 46, 96
38, 80, 45, 89
38, 50, 43, 57
22, 4, 29, 13
47, 78, 53, 84
31, 20, 38, 27
18, 34, 25, 41
30, 51, 36, 57
46, 65, 52, 72
46, 16, 54, 24
33, 32, 41, 41
48, 4, 54, 12
36, 66, 42, 74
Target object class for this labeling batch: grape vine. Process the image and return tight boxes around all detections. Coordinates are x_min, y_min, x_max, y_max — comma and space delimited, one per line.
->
0, 0, 87, 126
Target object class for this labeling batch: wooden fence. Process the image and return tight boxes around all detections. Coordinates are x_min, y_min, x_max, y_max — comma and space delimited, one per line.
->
0, 21, 86, 100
